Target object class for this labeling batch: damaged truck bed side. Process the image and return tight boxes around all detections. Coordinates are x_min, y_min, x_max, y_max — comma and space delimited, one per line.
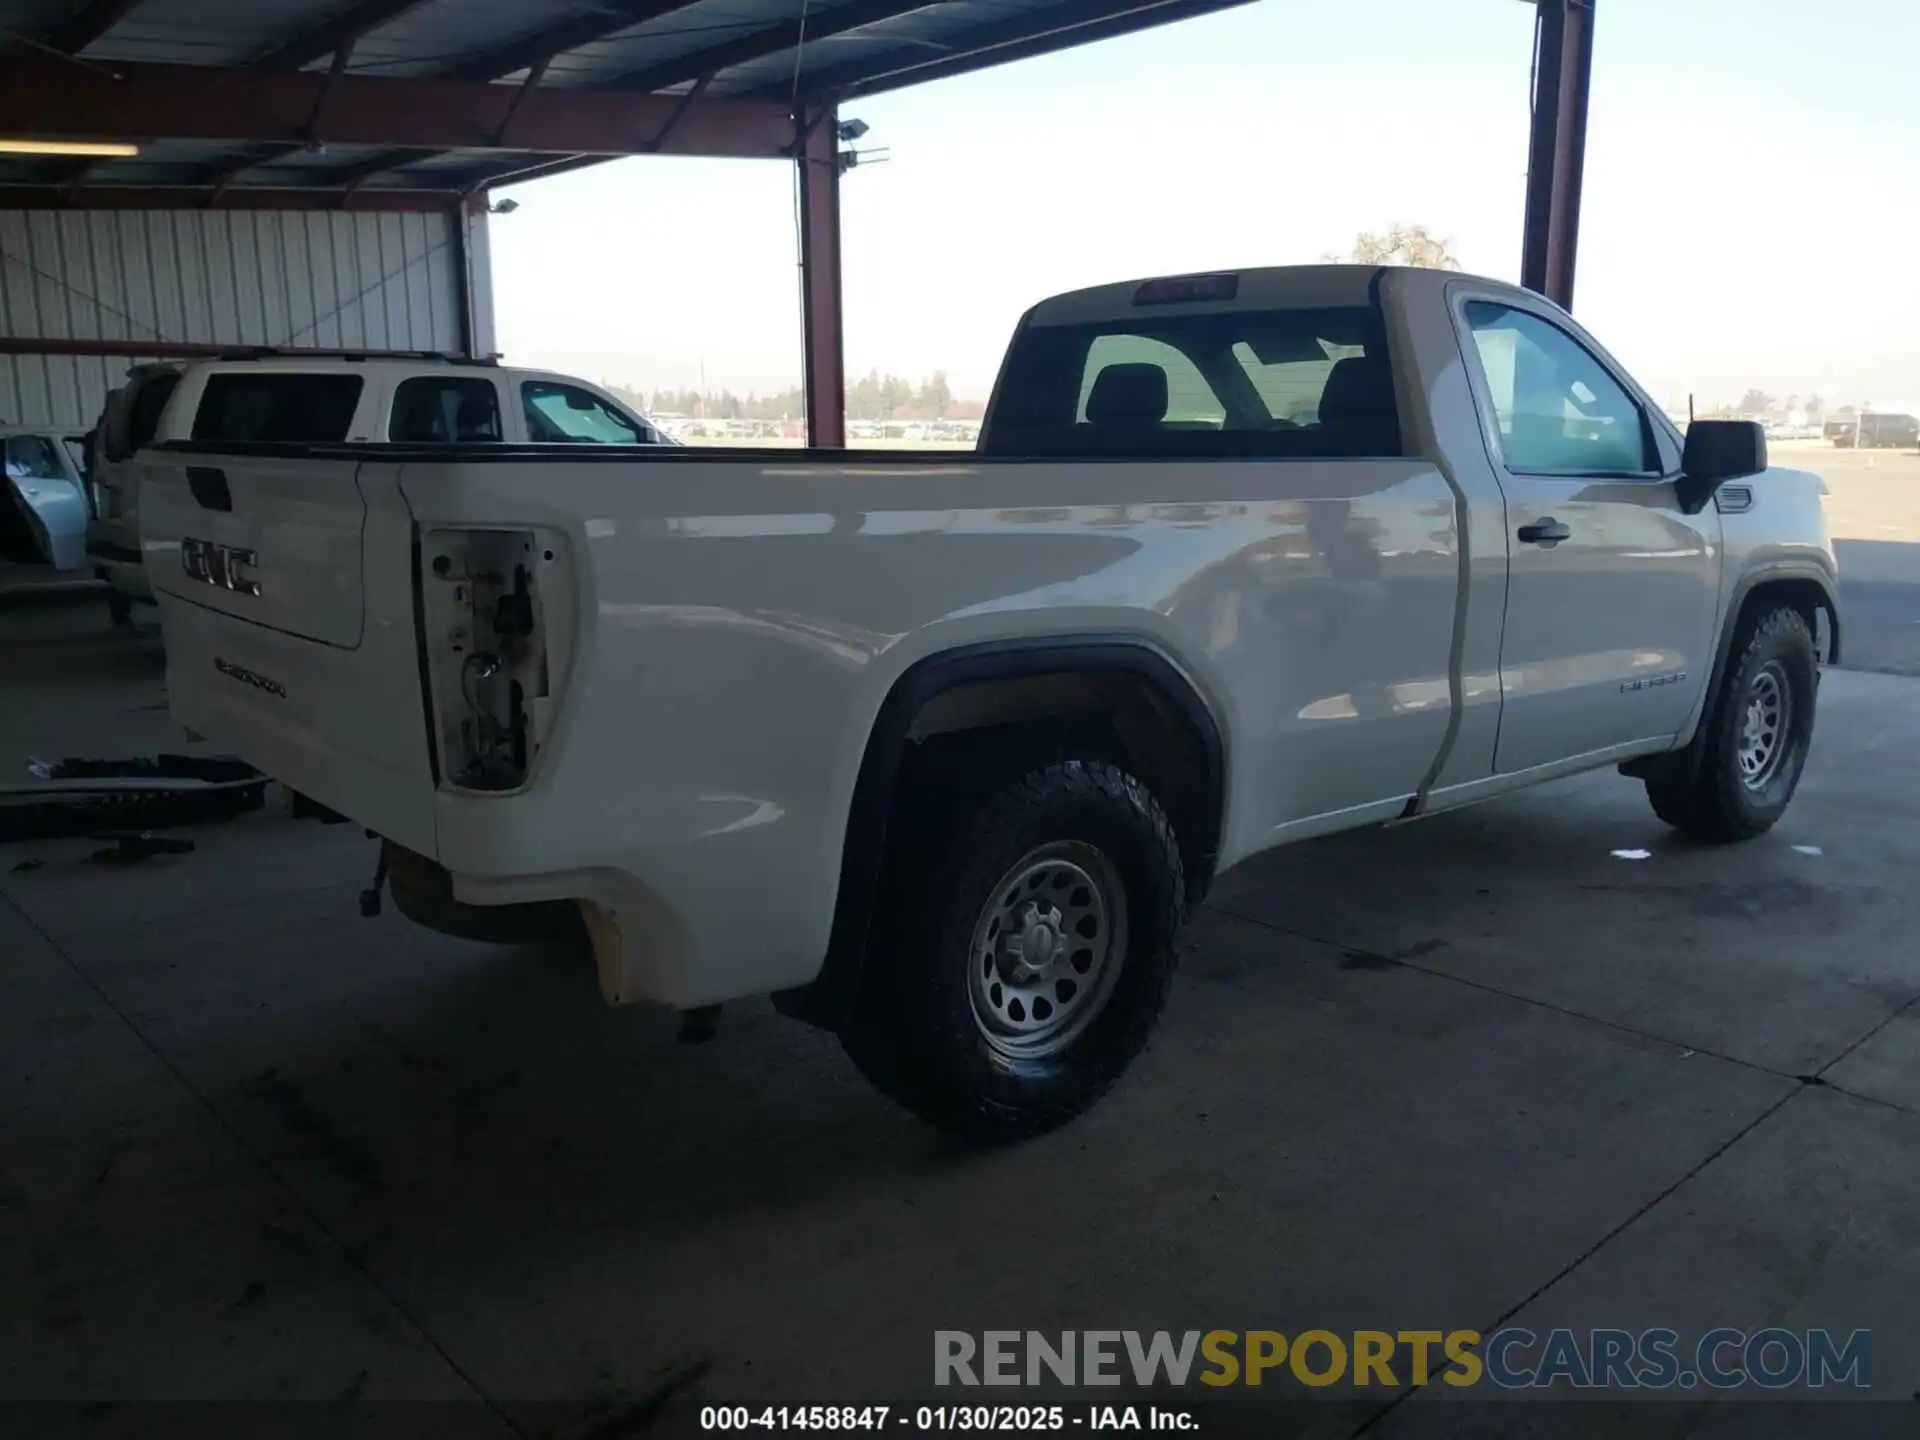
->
139, 265, 1838, 1138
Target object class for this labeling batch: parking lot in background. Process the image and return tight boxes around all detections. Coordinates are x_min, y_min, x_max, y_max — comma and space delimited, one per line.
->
1783, 442, 1920, 676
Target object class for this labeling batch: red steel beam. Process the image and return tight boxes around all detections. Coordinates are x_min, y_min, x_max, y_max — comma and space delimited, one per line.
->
797, 109, 846, 449
0, 57, 798, 158
0, 185, 464, 212
1519, 0, 1594, 310
211, 3, 443, 190
311, 1, 711, 188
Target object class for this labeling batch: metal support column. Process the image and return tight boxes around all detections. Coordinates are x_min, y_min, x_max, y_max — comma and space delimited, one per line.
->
452, 195, 480, 358
1519, 0, 1594, 311
798, 108, 847, 448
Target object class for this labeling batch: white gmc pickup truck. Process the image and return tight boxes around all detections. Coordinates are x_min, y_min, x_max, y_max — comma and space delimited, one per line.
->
140, 265, 1839, 1138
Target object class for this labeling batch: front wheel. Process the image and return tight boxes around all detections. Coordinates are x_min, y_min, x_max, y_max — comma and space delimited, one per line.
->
1643, 606, 1818, 842
844, 760, 1186, 1141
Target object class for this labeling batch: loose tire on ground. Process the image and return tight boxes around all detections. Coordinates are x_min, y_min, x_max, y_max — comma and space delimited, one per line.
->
1643, 605, 1818, 842
844, 760, 1186, 1142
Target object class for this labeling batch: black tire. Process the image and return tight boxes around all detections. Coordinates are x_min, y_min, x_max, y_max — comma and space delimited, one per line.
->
843, 760, 1186, 1142
1644, 606, 1817, 842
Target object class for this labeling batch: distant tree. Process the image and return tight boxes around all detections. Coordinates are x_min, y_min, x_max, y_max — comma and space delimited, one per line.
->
917, 370, 954, 419
1336, 223, 1462, 270
1805, 393, 1825, 418
880, 373, 915, 418
849, 369, 883, 420
1738, 389, 1775, 415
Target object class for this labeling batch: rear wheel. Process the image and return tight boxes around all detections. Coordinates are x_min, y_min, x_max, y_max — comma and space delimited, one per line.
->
844, 760, 1185, 1141
1643, 606, 1817, 842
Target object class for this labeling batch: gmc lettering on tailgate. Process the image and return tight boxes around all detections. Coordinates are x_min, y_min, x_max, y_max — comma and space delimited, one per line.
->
182, 536, 261, 597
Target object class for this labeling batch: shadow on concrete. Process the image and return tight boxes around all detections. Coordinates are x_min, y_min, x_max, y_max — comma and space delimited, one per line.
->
29, 873, 946, 1257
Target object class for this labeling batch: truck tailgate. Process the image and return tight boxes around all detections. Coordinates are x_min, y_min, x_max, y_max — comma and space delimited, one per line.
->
142, 450, 440, 856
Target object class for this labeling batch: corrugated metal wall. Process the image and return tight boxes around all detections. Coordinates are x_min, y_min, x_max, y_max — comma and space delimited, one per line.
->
0, 208, 486, 429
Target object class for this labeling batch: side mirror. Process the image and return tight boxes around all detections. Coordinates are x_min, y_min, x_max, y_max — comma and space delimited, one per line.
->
1677, 420, 1766, 513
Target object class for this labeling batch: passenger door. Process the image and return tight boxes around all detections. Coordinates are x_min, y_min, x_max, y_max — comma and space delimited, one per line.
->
1456, 296, 1720, 774
6, 433, 90, 570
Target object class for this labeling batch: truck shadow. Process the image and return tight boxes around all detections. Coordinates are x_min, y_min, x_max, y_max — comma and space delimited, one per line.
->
209, 938, 952, 1261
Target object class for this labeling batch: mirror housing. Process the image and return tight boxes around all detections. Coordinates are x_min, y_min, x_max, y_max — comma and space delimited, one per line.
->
1677, 420, 1767, 514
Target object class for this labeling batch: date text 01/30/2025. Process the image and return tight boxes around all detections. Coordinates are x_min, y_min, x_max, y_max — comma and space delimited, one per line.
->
701, 1405, 1196, 1432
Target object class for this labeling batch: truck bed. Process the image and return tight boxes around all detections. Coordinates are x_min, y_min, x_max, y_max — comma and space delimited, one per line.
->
141, 438, 1463, 1005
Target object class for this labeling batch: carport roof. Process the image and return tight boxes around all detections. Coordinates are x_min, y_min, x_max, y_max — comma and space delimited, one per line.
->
0, 0, 1251, 206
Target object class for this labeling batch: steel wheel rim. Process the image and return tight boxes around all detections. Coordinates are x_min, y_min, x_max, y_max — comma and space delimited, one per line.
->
966, 841, 1128, 1061
1738, 661, 1792, 789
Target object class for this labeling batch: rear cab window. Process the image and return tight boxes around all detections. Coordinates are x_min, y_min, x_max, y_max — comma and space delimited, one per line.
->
984, 291, 1402, 459
391, 376, 503, 441
190, 373, 364, 442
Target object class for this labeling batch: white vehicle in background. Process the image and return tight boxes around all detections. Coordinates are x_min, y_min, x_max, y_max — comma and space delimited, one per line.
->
86, 353, 673, 623
2, 423, 92, 572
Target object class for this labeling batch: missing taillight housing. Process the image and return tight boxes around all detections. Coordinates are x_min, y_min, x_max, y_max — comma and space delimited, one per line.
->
418, 527, 568, 793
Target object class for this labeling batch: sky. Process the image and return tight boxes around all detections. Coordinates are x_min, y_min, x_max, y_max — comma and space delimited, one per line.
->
490, 0, 1920, 411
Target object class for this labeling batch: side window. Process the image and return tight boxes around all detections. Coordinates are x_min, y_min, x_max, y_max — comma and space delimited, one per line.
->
6, 435, 65, 480
191, 374, 364, 443
390, 377, 503, 442
522, 382, 645, 444
1463, 302, 1653, 474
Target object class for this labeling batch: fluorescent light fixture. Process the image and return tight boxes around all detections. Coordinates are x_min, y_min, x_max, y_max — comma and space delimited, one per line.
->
0, 139, 141, 157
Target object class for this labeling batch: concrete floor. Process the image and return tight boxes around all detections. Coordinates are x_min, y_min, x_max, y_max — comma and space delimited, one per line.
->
4, 589, 1920, 1437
